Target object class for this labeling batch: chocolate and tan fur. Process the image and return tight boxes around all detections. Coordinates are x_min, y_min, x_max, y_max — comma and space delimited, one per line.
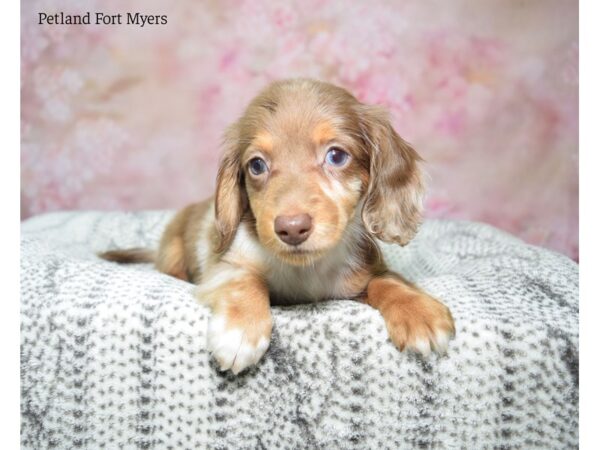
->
101, 78, 455, 374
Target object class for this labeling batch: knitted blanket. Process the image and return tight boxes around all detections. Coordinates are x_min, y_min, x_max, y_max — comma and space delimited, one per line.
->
21, 211, 579, 449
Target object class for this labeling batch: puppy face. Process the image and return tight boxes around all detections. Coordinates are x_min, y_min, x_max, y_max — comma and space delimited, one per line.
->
241, 101, 370, 265
214, 79, 424, 266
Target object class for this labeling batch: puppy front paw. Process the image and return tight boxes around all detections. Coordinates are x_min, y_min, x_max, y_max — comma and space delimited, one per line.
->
206, 314, 272, 375
383, 293, 455, 356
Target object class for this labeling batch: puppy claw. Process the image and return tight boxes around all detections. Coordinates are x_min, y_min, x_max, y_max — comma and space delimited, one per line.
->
431, 329, 451, 354
392, 328, 453, 357
413, 338, 432, 356
207, 315, 271, 374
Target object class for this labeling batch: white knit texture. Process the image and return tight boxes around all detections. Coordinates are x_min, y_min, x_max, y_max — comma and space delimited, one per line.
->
21, 211, 579, 449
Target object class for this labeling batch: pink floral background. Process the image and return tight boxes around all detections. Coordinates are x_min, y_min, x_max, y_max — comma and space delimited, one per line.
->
21, 0, 579, 259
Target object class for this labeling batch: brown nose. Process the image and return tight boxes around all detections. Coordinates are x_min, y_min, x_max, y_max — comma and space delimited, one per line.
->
274, 214, 313, 246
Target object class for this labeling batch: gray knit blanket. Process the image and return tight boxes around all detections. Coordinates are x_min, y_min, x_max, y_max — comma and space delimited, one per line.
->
21, 211, 579, 449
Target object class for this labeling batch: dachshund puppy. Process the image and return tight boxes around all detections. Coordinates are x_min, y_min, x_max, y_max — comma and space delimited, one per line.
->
101, 78, 455, 374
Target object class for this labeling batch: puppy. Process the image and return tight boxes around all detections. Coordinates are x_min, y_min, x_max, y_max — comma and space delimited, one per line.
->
101, 78, 455, 374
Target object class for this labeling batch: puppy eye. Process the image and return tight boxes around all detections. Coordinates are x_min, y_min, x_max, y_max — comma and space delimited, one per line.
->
325, 147, 350, 167
248, 157, 268, 176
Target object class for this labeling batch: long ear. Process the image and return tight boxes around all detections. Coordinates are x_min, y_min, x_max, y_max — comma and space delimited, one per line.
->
214, 124, 246, 253
359, 105, 425, 246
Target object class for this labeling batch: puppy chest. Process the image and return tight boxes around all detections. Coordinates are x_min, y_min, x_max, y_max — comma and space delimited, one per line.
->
265, 264, 354, 305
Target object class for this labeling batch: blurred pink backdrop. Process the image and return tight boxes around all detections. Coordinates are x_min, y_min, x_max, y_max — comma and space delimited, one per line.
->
21, 0, 578, 259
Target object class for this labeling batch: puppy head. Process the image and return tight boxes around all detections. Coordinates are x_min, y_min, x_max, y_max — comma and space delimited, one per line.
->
214, 79, 424, 265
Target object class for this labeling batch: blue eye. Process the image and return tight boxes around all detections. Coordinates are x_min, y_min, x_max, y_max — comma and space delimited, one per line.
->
249, 157, 268, 175
325, 147, 350, 167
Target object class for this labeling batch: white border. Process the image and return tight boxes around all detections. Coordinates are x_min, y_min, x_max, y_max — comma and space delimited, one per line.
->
1, 0, 20, 446
9, 1, 587, 448
580, 0, 596, 449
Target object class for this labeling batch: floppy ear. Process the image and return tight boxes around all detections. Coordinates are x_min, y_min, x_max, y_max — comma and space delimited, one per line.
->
359, 105, 425, 246
214, 124, 246, 253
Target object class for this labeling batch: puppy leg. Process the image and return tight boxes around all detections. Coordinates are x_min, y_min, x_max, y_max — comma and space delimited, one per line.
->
197, 266, 272, 374
366, 274, 455, 355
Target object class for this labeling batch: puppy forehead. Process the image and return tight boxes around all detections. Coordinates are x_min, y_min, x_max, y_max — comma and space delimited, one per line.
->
243, 84, 362, 159
249, 118, 339, 156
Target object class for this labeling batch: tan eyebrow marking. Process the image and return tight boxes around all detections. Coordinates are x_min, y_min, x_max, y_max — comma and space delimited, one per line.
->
312, 121, 336, 145
251, 131, 273, 153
